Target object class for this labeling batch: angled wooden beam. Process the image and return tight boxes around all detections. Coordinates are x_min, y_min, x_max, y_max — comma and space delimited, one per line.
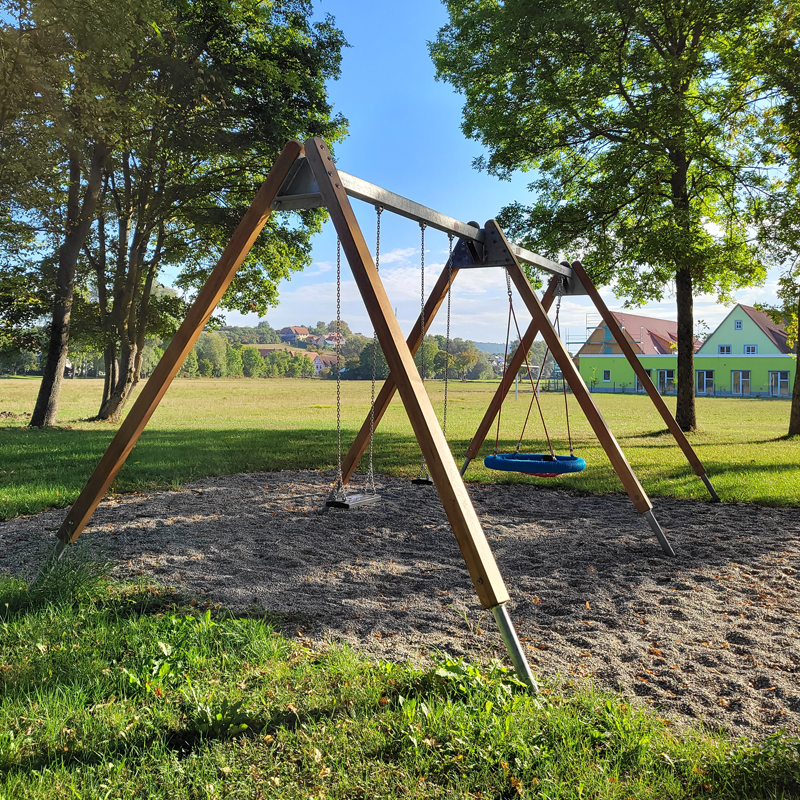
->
53, 140, 305, 549
305, 138, 513, 608
570, 261, 720, 502
460, 276, 560, 475
342, 260, 460, 484
485, 221, 675, 556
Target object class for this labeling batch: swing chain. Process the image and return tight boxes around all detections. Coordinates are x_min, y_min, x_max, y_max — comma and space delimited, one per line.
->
329, 238, 347, 503
366, 206, 383, 495
417, 222, 430, 481
443, 233, 454, 439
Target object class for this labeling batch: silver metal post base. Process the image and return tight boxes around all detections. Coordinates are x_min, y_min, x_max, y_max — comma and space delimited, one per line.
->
700, 473, 721, 503
491, 603, 538, 691
459, 457, 471, 478
644, 509, 675, 557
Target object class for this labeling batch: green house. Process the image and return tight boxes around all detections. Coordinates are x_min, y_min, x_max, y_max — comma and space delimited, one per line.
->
575, 311, 688, 394
574, 304, 796, 397
694, 304, 795, 397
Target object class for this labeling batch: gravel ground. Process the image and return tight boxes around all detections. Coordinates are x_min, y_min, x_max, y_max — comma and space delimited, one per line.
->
2, 469, 799, 741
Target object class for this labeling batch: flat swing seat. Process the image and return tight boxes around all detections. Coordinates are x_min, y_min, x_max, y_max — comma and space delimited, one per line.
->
325, 492, 381, 510
484, 453, 586, 478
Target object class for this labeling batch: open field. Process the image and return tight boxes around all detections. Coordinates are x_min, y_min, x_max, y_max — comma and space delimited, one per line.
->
1, 376, 799, 519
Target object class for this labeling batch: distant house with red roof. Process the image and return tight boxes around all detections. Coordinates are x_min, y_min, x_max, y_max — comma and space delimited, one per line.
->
694, 304, 795, 396
576, 311, 701, 394
576, 305, 796, 396
279, 326, 310, 344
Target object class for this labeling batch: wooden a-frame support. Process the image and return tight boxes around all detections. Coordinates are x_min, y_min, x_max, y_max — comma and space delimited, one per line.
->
340, 234, 725, 558
49, 137, 538, 689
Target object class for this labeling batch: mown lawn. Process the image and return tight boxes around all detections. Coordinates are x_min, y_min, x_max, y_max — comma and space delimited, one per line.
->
1, 376, 799, 519
0, 566, 798, 799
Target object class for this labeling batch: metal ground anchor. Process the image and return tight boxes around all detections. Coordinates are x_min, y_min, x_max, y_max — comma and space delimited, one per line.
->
701, 473, 721, 503
644, 509, 675, 557
491, 603, 539, 691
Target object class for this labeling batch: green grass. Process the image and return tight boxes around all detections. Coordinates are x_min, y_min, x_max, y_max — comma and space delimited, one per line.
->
1, 565, 798, 799
1, 376, 799, 520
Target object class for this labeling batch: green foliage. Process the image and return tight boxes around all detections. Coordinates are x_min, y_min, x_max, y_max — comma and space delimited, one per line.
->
240, 345, 264, 377
432, 0, 774, 428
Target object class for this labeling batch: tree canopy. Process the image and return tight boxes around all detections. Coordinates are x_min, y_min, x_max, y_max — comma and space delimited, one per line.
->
432, 0, 774, 429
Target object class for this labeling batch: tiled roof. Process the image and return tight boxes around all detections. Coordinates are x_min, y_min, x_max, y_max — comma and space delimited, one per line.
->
740, 305, 793, 354
608, 312, 702, 354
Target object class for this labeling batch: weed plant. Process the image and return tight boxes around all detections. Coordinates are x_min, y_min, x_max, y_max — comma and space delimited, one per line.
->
0, 570, 798, 799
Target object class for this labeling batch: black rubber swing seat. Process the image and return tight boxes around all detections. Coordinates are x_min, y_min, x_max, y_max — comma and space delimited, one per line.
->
484, 452, 587, 478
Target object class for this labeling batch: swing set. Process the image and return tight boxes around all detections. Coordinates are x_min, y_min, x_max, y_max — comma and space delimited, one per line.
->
48, 138, 721, 688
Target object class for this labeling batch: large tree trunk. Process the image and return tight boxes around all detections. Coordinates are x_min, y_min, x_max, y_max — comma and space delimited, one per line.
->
674, 268, 696, 431
669, 145, 697, 433
30, 143, 108, 427
789, 293, 800, 437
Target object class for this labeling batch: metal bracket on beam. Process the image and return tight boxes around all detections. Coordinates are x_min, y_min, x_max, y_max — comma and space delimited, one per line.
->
270, 156, 573, 280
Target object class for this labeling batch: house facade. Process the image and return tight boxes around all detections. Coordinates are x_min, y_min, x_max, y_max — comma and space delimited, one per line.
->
575, 312, 694, 393
693, 305, 796, 397
279, 326, 310, 344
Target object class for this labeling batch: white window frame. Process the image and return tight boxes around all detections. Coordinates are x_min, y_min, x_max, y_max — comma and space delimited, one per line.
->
657, 369, 675, 393
602, 369, 611, 382
770, 371, 790, 397
734, 319, 743, 330
732, 370, 750, 395
718, 345, 731, 355
743, 344, 758, 355
696, 370, 714, 395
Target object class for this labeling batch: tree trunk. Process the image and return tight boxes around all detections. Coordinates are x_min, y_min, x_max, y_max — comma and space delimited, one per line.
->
674, 268, 697, 432
98, 341, 140, 421
789, 293, 800, 437
30, 143, 108, 427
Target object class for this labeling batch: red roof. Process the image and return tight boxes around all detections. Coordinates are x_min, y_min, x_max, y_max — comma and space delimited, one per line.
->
280, 326, 309, 335
610, 312, 702, 354
740, 305, 793, 354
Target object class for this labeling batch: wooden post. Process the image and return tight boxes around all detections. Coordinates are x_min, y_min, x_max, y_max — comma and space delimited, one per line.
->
306, 138, 510, 608
461, 277, 559, 471
341, 261, 460, 484
54, 140, 305, 547
486, 222, 655, 514
570, 261, 720, 501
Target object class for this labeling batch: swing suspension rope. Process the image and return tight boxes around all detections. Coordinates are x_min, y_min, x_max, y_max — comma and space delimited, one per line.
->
490, 275, 580, 474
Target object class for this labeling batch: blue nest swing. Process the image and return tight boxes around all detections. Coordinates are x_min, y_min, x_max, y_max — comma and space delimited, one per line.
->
484, 452, 586, 478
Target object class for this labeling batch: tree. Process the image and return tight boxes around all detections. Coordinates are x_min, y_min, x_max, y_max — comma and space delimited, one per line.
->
75, 0, 346, 421
12, 0, 161, 426
195, 331, 227, 377
179, 347, 199, 377
356, 340, 389, 381
241, 346, 264, 378
226, 344, 244, 377
327, 319, 352, 336
432, 0, 771, 430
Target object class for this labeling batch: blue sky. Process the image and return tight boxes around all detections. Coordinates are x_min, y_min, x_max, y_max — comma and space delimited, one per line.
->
221, 0, 781, 350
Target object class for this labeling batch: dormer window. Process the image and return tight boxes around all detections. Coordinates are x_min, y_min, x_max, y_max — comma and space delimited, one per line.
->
734, 319, 742, 330
718, 345, 731, 355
